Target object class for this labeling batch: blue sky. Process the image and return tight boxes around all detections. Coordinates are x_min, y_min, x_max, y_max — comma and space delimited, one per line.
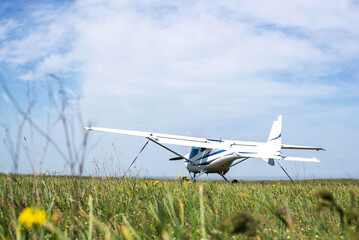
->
1, 0, 359, 179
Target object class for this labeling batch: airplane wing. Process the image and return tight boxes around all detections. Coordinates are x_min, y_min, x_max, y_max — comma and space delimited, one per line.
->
281, 156, 320, 162
282, 144, 325, 151
84, 127, 324, 160
85, 127, 231, 149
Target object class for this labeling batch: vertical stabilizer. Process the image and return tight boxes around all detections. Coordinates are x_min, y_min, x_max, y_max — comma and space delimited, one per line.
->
267, 115, 282, 143
260, 115, 282, 163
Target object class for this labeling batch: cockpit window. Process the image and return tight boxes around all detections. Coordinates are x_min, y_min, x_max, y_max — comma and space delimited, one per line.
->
189, 147, 199, 158
200, 148, 206, 152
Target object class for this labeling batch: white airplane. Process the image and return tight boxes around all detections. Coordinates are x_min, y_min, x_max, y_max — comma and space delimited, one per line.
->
85, 115, 324, 181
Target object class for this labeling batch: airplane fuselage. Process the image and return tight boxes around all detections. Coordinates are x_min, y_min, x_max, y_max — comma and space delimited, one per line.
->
184, 147, 243, 174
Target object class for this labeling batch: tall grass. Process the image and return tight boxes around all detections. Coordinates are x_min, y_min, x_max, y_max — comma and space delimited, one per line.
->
0, 175, 358, 239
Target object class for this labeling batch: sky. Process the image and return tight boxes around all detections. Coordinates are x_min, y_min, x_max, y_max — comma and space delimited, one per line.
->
0, 0, 358, 179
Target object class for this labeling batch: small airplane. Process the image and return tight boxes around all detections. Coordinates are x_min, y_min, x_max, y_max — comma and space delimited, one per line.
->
85, 115, 324, 182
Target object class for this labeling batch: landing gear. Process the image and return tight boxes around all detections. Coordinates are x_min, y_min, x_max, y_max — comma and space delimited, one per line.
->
218, 168, 230, 182
191, 171, 205, 182
218, 173, 229, 182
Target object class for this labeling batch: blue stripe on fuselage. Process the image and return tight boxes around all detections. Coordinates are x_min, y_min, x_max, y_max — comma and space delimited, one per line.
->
238, 152, 257, 154
207, 149, 226, 157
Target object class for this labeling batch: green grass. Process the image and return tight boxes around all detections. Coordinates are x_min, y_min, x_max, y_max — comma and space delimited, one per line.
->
0, 174, 358, 239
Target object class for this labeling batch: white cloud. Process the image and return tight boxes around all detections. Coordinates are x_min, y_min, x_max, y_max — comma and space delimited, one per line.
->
0, 18, 17, 41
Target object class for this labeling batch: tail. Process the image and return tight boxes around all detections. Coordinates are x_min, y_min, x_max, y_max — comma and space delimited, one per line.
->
267, 115, 282, 154
259, 115, 322, 165
259, 115, 282, 165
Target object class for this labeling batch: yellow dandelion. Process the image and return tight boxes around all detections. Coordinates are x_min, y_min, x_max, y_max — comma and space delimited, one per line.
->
175, 177, 178, 180
272, 184, 276, 187
178, 175, 182, 178
54, 169, 56, 172
251, 186, 255, 189
153, 180, 159, 185
188, 181, 192, 185
19, 207, 47, 228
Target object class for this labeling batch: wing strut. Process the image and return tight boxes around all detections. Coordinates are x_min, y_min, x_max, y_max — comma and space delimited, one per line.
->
275, 160, 294, 183
123, 140, 149, 177
230, 158, 249, 168
146, 137, 199, 166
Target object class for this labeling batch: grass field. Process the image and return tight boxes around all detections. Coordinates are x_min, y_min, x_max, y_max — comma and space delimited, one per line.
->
0, 174, 358, 239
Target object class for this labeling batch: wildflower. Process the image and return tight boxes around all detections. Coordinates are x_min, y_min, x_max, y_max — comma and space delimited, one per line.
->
272, 184, 276, 187
19, 207, 47, 228
188, 181, 192, 185
153, 180, 159, 185
54, 169, 56, 172
175, 177, 178, 180
42, 171, 45, 175
178, 175, 182, 178
251, 186, 255, 189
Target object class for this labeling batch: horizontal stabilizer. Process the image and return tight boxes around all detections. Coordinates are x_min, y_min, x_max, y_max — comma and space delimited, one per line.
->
282, 156, 320, 162
282, 144, 325, 151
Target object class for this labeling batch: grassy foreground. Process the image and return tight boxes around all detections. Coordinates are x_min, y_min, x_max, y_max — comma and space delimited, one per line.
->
0, 174, 358, 239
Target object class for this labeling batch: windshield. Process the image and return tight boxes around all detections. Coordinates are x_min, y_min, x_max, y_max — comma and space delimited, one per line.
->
189, 147, 199, 158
